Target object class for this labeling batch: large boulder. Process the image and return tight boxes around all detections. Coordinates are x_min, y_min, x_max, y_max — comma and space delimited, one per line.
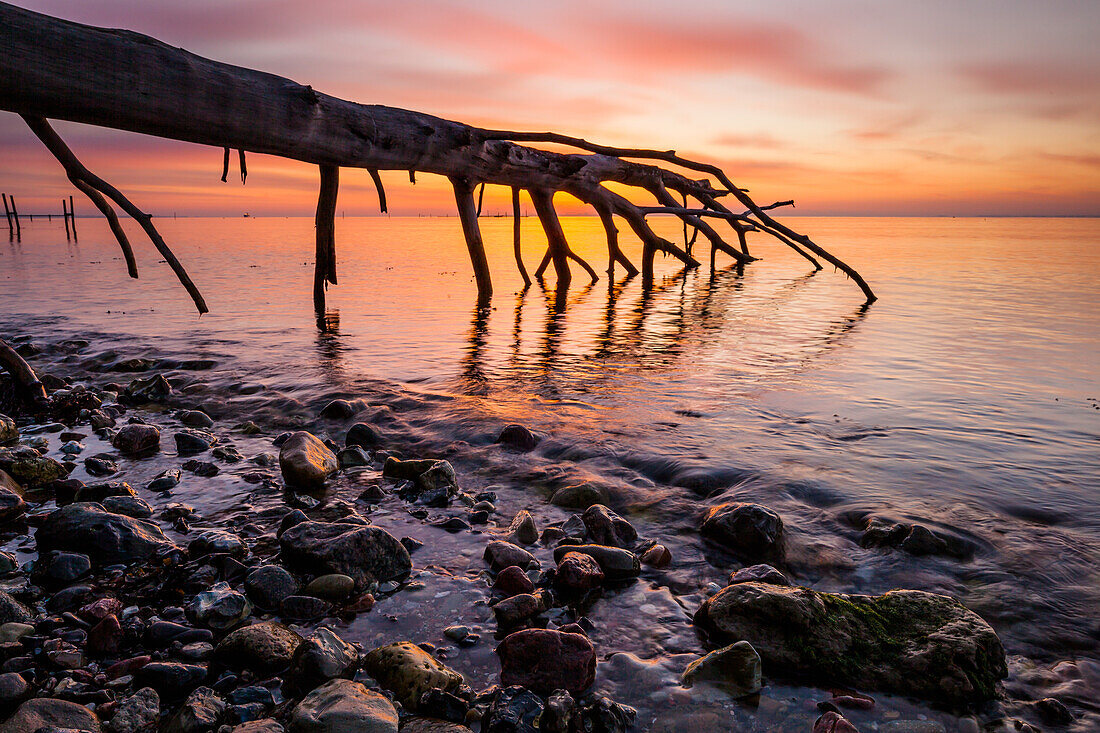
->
701, 502, 784, 560
496, 628, 597, 695
4, 697, 102, 732
279, 521, 410, 589
693, 582, 1007, 706
363, 641, 463, 711
287, 679, 398, 733
36, 502, 179, 565
279, 432, 337, 489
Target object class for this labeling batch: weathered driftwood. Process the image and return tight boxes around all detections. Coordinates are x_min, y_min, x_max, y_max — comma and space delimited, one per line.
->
0, 2, 876, 395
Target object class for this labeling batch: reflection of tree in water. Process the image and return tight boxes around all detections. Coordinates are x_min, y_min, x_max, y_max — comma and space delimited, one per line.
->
446, 262, 869, 399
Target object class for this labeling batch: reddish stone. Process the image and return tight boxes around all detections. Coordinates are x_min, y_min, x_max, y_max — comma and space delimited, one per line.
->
105, 655, 151, 680
497, 628, 596, 695
346, 593, 375, 612
640, 544, 672, 568
493, 565, 535, 596
814, 711, 860, 733
555, 552, 604, 593
79, 597, 123, 622
87, 614, 122, 656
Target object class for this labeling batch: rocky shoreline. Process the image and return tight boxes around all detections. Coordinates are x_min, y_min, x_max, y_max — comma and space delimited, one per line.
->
0, 346, 1088, 732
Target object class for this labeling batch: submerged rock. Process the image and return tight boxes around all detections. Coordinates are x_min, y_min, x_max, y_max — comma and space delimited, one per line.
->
497, 628, 597, 695
701, 502, 784, 560
279, 432, 338, 489
288, 678, 398, 733
693, 582, 1007, 706
345, 422, 382, 449
680, 640, 762, 697
37, 502, 179, 565
363, 641, 463, 711
496, 424, 539, 451
175, 428, 218, 455
549, 483, 608, 509
279, 521, 411, 589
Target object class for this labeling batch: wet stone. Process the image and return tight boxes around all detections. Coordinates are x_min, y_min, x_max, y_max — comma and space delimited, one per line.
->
175, 429, 218, 455
188, 530, 247, 559
179, 410, 214, 428
345, 422, 382, 449
497, 628, 597, 695
134, 662, 208, 699
549, 483, 608, 510
112, 424, 161, 455
244, 566, 299, 609
182, 460, 219, 476
185, 582, 252, 632
148, 468, 182, 492
163, 686, 224, 733
288, 678, 398, 733
279, 431, 338, 489
37, 502, 179, 565
4, 697, 103, 733
555, 552, 605, 593
493, 565, 536, 596
484, 541, 538, 571
503, 510, 539, 546
304, 574, 355, 602
285, 626, 359, 697
729, 563, 790, 586
482, 686, 543, 733
582, 504, 637, 548
679, 640, 762, 697
279, 595, 333, 621
101, 495, 154, 519
337, 445, 370, 468
279, 520, 411, 589
363, 641, 463, 712
551, 544, 639, 581
496, 424, 539, 451
701, 502, 784, 560
84, 456, 119, 477
214, 621, 303, 675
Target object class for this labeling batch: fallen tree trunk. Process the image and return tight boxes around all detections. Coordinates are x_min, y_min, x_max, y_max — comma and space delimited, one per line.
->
0, 2, 875, 314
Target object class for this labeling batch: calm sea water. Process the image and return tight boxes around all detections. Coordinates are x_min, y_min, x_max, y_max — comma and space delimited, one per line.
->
2, 215, 1098, 728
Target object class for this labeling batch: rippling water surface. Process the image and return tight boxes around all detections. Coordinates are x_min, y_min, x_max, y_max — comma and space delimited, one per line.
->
2, 215, 1098, 729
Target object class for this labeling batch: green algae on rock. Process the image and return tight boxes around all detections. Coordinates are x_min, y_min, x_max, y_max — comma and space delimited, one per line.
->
693, 582, 1007, 707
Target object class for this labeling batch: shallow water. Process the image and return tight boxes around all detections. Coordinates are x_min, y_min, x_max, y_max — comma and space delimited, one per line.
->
2, 214, 1098, 729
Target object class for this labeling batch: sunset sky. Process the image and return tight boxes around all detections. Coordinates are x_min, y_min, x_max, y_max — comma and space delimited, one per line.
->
2, 0, 1098, 217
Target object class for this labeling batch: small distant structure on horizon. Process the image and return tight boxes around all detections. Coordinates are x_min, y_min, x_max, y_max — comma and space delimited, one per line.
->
2, 192, 78, 241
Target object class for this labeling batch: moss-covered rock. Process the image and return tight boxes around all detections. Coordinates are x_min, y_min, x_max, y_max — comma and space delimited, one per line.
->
693, 582, 1006, 707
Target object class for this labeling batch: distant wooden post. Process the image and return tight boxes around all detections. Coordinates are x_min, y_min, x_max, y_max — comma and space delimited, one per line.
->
1, 193, 12, 237
70, 195, 76, 237
9, 195, 20, 238
62, 198, 71, 239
